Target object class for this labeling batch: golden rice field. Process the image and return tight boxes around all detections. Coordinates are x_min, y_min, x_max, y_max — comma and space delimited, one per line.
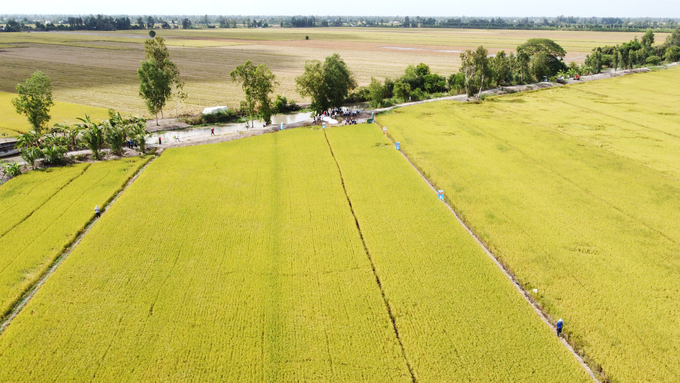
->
0, 91, 111, 136
0, 28, 664, 120
0, 157, 148, 318
377, 66, 680, 382
0, 127, 589, 381
325, 125, 589, 381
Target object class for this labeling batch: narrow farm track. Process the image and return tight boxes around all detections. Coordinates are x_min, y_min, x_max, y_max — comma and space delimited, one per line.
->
323, 129, 418, 383
376, 124, 600, 382
0, 157, 156, 335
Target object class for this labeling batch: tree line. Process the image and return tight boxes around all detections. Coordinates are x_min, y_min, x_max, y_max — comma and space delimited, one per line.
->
1, 15, 188, 32
585, 27, 680, 72
4, 15, 678, 32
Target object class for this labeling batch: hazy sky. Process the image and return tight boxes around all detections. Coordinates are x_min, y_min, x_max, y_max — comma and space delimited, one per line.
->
3, 0, 679, 18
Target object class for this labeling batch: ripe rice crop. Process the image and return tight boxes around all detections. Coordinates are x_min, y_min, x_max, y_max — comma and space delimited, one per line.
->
0, 157, 148, 317
0, 130, 411, 381
377, 67, 680, 382
0, 165, 85, 236
326, 124, 590, 382
0, 126, 592, 381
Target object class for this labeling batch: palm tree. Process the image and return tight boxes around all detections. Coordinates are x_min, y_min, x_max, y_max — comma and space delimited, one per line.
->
21, 147, 43, 169
15, 130, 41, 149
104, 121, 127, 156
81, 125, 105, 160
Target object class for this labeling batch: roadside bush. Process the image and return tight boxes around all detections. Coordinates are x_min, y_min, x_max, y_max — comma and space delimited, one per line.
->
367, 77, 386, 108
21, 147, 43, 169
424, 73, 447, 93
1, 162, 21, 178
409, 88, 428, 102
42, 144, 68, 165
272, 95, 300, 114
646, 55, 662, 65
664, 46, 680, 62
393, 81, 411, 101
447, 73, 465, 94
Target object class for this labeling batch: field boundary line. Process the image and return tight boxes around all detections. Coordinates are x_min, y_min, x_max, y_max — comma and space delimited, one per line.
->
322, 130, 417, 383
375, 124, 600, 382
0, 156, 156, 335
0, 164, 91, 239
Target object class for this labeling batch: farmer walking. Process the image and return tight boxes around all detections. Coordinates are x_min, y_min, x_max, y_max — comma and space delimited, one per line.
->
95, 205, 100, 218
211, 128, 215, 136
556, 318, 563, 336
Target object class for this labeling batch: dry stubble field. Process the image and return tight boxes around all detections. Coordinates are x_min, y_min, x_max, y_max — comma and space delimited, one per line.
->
0, 28, 665, 118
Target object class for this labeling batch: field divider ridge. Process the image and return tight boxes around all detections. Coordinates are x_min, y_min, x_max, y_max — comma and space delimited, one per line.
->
0, 164, 91, 239
0, 156, 157, 334
375, 123, 600, 383
322, 129, 418, 383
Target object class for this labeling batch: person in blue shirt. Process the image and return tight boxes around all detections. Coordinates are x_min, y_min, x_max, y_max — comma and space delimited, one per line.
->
556, 318, 564, 336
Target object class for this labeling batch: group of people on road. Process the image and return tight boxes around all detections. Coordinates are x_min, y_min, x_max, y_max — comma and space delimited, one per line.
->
314, 108, 362, 124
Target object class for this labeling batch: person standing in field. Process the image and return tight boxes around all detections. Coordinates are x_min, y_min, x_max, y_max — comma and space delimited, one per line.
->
95, 205, 100, 218
556, 318, 563, 336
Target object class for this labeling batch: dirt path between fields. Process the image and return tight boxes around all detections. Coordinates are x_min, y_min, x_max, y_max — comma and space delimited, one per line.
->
376, 124, 601, 382
0, 156, 156, 334
323, 129, 417, 383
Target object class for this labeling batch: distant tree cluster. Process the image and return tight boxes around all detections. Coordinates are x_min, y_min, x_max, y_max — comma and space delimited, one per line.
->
2, 15, 679, 32
0, 15, 177, 32
357, 38, 570, 106
585, 27, 680, 72
290, 16, 316, 28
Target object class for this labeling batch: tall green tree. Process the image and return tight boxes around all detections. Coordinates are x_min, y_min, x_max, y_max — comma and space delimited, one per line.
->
641, 29, 655, 48
144, 36, 185, 117
666, 26, 680, 47
138, 58, 172, 125
459, 46, 491, 98
296, 53, 356, 114
230, 60, 278, 126
613, 48, 620, 71
12, 71, 54, 134
367, 77, 386, 108
491, 51, 511, 86
517, 38, 568, 80
393, 81, 411, 101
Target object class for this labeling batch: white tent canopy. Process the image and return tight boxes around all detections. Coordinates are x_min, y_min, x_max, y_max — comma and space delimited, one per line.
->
202, 106, 229, 115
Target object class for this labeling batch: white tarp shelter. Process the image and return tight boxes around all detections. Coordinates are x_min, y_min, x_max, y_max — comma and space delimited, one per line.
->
202, 106, 229, 115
